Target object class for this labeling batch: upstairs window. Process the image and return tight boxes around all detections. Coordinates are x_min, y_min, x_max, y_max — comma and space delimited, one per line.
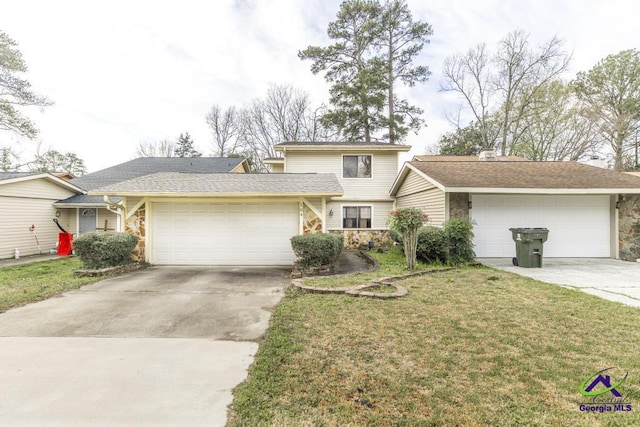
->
343, 155, 372, 178
343, 206, 372, 229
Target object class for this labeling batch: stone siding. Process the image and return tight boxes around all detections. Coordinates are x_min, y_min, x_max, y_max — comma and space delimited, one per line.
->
619, 195, 640, 261
303, 206, 323, 234
449, 193, 469, 220
125, 204, 146, 262
331, 229, 392, 249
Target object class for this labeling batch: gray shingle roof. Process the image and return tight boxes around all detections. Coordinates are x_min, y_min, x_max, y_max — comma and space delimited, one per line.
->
91, 173, 343, 196
0, 172, 39, 182
55, 157, 245, 205
69, 157, 246, 191
54, 194, 122, 206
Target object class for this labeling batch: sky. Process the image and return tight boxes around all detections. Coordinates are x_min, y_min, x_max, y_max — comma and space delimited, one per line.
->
1, 0, 639, 173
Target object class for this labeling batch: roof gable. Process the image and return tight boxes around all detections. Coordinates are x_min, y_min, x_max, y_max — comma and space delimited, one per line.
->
0, 172, 84, 193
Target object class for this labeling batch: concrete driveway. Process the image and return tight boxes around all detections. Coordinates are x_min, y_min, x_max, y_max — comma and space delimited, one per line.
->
481, 258, 640, 308
0, 266, 289, 426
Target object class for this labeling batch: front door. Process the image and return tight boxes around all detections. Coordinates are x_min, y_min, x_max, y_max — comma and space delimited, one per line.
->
79, 208, 97, 235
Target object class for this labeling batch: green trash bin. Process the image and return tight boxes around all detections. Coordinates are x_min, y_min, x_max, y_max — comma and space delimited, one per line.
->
509, 228, 549, 268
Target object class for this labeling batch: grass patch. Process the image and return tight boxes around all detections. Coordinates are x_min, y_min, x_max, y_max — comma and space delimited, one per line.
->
302, 246, 448, 289
0, 258, 101, 312
230, 265, 640, 426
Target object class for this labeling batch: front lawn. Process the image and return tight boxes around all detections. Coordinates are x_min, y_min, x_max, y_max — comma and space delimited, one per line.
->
302, 246, 446, 289
0, 258, 100, 312
229, 254, 640, 426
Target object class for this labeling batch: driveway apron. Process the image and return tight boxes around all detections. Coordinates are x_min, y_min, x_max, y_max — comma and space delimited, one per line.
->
0, 266, 288, 426
481, 258, 640, 308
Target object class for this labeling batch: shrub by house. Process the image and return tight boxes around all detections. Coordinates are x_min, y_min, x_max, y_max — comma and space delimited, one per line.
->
290, 233, 344, 270
74, 232, 139, 269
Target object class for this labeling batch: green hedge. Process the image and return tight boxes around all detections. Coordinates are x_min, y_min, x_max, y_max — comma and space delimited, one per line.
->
290, 233, 344, 268
444, 218, 475, 264
416, 226, 448, 264
74, 232, 139, 269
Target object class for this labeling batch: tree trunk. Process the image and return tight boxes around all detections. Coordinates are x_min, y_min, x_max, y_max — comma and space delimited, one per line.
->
388, 35, 395, 144
403, 229, 418, 270
614, 133, 624, 170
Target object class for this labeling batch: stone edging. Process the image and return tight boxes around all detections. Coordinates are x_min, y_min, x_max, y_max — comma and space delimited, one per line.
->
74, 262, 148, 277
291, 259, 457, 299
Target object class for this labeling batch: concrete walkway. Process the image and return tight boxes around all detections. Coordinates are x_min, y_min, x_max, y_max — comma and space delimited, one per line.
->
0, 266, 289, 426
481, 258, 640, 308
335, 249, 372, 274
0, 254, 61, 268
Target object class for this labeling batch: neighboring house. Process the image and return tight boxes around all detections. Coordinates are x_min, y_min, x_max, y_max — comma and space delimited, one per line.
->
391, 154, 640, 260
0, 172, 84, 259
273, 142, 411, 248
53, 157, 250, 238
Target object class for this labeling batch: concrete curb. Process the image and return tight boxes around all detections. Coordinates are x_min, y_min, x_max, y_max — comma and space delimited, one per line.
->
291, 255, 458, 299
74, 262, 148, 277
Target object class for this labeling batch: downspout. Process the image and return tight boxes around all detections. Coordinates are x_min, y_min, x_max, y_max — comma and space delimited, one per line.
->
103, 195, 124, 232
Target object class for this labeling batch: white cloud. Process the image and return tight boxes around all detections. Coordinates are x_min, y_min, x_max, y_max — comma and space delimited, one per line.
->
1, 0, 639, 170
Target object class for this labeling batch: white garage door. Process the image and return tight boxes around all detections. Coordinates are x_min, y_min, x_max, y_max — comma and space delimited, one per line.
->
151, 202, 299, 265
471, 194, 611, 258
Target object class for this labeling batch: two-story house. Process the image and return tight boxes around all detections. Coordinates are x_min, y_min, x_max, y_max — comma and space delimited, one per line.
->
270, 142, 411, 248
86, 142, 408, 266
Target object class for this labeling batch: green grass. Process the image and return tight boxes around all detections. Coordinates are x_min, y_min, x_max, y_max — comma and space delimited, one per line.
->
229, 262, 640, 426
0, 258, 101, 312
302, 246, 448, 289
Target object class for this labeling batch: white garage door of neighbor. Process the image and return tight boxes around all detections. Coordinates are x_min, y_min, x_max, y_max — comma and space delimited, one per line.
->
471, 194, 611, 258
151, 202, 299, 265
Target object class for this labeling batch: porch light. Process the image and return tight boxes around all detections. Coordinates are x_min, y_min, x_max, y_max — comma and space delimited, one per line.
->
616, 201, 621, 209
329, 209, 334, 216
468, 201, 473, 209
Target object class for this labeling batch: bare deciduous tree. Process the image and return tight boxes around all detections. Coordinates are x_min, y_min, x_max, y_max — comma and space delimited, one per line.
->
206, 105, 239, 156
442, 30, 571, 155
134, 139, 176, 157
514, 80, 602, 161
206, 84, 338, 171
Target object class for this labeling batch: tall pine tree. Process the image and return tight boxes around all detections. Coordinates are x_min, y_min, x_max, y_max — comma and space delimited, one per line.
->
299, 0, 431, 143
299, 0, 384, 143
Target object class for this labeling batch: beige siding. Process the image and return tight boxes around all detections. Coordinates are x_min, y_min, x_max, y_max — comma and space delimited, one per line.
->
0, 179, 78, 258
396, 170, 435, 197
285, 151, 398, 200
396, 170, 446, 227
326, 200, 394, 230
230, 162, 248, 173
56, 209, 77, 235
96, 208, 118, 231
0, 178, 76, 200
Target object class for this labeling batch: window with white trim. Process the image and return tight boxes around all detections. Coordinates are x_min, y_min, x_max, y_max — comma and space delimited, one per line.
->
343, 155, 371, 178
343, 206, 372, 229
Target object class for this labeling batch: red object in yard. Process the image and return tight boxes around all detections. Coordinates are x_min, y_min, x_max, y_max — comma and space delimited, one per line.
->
57, 232, 73, 256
